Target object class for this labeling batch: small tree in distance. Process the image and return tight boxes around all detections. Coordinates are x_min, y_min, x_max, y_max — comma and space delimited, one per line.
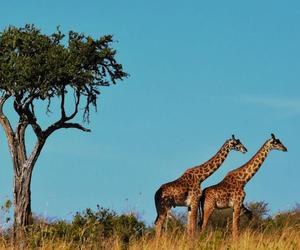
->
0, 24, 128, 236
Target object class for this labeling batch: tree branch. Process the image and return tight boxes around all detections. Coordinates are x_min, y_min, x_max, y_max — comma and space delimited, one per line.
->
12, 93, 43, 160
60, 86, 66, 119
0, 93, 23, 174
0, 93, 15, 145
16, 121, 28, 162
13, 95, 24, 118
25, 138, 46, 172
60, 89, 80, 122
44, 122, 91, 138
0, 92, 11, 112
21, 91, 37, 110
60, 122, 91, 132
43, 89, 86, 137
65, 90, 80, 121
17, 98, 44, 140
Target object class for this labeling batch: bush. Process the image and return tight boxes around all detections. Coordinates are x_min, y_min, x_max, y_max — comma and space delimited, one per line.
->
22, 205, 146, 248
164, 211, 186, 234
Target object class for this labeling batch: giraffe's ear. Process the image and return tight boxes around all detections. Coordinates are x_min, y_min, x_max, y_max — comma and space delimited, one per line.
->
232, 134, 235, 140
271, 133, 276, 140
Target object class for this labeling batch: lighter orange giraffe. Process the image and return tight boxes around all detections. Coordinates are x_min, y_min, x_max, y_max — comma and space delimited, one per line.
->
199, 134, 287, 239
154, 135, 247, 239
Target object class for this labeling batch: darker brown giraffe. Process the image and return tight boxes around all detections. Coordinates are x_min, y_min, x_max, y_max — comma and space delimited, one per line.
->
199, 134, 287, 239
154, 135, 247, 238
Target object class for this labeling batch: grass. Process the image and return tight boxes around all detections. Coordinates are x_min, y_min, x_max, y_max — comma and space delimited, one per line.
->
0, 202, 299, 249
129, 228, 300, 250
0, 226, 298, 249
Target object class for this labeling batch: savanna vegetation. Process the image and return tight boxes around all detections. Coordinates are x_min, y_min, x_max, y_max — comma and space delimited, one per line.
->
0, 200, 299, 249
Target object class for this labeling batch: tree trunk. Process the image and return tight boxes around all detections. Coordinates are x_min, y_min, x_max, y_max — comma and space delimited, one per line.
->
12, 140, 44, 230
13, 168, 33, 230
11, 139, 45, 242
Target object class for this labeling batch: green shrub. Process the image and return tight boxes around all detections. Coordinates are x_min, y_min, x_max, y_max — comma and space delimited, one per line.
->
23, 205, 146, 248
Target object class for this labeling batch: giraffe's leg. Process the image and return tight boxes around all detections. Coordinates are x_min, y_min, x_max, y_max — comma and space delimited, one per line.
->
187, 202, 199, 238
187, 189, 202, 238
200, 199, 215, 233
154, 189, 171, 239
241, 204, 253, 220
232, 203, 242, 240
155, 208, 168, 239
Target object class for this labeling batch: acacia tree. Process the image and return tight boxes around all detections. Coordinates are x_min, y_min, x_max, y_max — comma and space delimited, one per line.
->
0, 25, 127, 231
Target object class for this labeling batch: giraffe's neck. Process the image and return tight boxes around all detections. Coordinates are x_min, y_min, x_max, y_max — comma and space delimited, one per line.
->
191, 142, 231, 181
234, 142, 271, 184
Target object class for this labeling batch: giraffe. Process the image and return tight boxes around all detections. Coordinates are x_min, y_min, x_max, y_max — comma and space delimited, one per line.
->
154, 135, 247, 238
199, 133, 287, 239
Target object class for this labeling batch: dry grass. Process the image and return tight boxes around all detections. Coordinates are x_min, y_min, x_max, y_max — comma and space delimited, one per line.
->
0, 203, 298, 249
0, 226, 298, 250
129, 228, 300, 250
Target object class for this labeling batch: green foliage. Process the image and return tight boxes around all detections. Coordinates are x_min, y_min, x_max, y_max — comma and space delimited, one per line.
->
23, 206, 146, 248
268, 203, 300, 230
2, 199, 12, 211
72, 206, 145, 243
0, 24, 128, 120
0, 199, 12, 224
244, 201, 270, 230
247, 201, 269, 218
164, 211, 186, 234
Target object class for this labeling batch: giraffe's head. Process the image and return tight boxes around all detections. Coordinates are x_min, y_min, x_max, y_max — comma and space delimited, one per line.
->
228, 134, 247, 153
267, 133, 288, 152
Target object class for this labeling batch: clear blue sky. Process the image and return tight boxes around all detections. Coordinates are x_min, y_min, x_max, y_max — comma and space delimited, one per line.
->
0, 0, 299, 224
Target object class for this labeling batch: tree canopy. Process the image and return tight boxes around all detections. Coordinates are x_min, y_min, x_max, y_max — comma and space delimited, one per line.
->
0, 24, 128, 124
